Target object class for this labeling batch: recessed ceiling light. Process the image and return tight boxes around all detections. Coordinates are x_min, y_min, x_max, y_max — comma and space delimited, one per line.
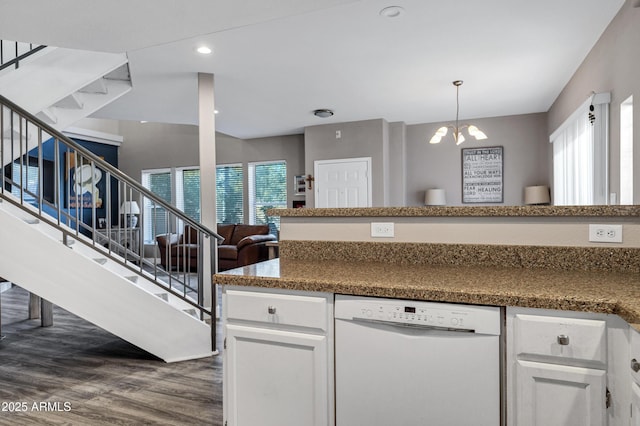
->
379, 6, 404, 18
313, 109, 334, 118
214, 110, 219, 114
196, 46, 212, 55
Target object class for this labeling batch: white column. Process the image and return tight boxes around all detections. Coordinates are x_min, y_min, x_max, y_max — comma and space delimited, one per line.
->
198, 73, 216, 310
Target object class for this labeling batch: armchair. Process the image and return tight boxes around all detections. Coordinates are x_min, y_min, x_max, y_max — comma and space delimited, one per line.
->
156, 224, 276, 272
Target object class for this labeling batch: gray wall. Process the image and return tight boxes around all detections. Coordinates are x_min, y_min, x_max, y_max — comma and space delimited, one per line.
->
304, 119, 387, 207
114, 120, 305, 221
118, 121, 200, 178
216, 133, 305, 213
388, 122, 407, 206
548, 0, 640, 202
405, 113, 549, 206
112, 113, 549, 209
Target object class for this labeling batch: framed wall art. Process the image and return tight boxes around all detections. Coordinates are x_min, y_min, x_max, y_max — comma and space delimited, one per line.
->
461, 146, 503, 203
66, 152, 105, 208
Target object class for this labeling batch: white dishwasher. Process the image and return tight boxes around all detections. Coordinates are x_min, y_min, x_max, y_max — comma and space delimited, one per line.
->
335, 295, 502, 426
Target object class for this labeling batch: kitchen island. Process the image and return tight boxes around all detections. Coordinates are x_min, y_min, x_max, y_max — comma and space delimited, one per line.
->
215, 257, 640, 327
215, 205, 640, 426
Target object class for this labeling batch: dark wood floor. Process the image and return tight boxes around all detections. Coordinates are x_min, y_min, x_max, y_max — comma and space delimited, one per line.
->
0, 286, 223, 425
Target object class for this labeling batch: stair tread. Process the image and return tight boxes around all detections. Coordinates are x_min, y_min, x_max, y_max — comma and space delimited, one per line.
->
183, 308, 198, 318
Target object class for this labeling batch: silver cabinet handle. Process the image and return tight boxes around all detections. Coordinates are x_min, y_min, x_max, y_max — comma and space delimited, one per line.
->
268, 306, 276, 315
557, 335, 570, 345
632, 358, 640, 373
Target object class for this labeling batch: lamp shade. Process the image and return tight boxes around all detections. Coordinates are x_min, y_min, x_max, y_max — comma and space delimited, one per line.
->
524, 186, 550, 205
120, 201, 140, 214
425, 189, 446, 206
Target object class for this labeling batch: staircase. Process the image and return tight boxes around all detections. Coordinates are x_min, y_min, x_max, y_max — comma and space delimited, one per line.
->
0, 40, 131, 132
0, 93, 222, 362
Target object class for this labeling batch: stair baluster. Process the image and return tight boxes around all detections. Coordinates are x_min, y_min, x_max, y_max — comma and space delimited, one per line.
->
0, 93, 223, 355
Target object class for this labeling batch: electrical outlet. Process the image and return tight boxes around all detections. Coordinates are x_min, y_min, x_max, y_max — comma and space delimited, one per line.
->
371, 222, 394, 238
589, 224, 623, 243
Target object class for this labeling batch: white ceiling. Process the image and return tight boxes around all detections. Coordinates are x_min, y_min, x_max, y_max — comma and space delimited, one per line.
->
0, 0, 626, 139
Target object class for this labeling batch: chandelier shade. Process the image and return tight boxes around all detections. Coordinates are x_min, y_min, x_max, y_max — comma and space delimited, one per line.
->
429, 80, 487, 145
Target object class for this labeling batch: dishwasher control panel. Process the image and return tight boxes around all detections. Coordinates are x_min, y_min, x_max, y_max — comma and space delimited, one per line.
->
335, 295, 501, 335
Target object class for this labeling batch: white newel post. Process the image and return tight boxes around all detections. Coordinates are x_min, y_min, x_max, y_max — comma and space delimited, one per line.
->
198, 73, 216, 312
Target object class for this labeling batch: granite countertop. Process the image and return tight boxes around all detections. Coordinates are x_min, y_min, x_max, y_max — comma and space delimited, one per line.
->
270, 205, 640, 217
214, 258, 640, 329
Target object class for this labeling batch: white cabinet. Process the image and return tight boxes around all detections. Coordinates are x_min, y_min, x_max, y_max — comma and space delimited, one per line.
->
515, 360, 606, 426
507, 308, 609, 426
222, 286, 334, 426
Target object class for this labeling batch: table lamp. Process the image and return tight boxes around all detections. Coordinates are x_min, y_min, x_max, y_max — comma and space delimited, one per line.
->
425, 189, 446, 206
121, 201, 140, 227
524, 185, 551, 205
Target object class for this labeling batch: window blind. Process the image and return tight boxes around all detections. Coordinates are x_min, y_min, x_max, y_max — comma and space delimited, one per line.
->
216, 164, 243, 224
142, 169, 171, 243
176, 167, 201, 221
620, 96, 633, 205
551, 93, 609, 205
248, 160, 286, 232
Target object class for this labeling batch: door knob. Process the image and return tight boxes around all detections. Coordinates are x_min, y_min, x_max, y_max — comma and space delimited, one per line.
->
631, 358, 640, 373
557, 335, 570, 345
268, 306, 276, 315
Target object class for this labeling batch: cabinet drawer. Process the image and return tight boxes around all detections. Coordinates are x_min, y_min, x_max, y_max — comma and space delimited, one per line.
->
514, 314, 606, 364
225, 289, 329, 331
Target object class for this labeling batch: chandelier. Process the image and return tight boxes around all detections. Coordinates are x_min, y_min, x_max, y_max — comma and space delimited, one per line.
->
429, 80, 487, 145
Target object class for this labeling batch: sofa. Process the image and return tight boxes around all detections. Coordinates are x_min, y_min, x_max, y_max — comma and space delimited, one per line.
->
156, 223, 276, 272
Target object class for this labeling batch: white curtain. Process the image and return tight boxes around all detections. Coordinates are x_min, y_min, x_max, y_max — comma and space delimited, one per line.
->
551, 93, 609, 205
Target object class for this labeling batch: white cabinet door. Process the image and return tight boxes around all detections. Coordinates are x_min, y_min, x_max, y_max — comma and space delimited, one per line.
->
516, 360, 606, 426
224, 323, 329, 426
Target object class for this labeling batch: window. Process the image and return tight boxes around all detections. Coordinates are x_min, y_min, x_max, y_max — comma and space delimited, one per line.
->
216, 164, 243, 224
620, 96, 633, 205
142, 169, 172, 243
9, 156, 54, 204
248, 160, 287, 233
142, 161, 283, 241
176, 167, 201, 221
11, 160, 39, 202
551, 93, 609, 205
142, 167, 202, 243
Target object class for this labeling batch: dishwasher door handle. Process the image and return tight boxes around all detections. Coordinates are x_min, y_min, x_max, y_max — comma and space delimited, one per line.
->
350, 317, 476, 333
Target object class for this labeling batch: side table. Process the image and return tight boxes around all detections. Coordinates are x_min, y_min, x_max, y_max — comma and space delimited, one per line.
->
266, 241, 279, 260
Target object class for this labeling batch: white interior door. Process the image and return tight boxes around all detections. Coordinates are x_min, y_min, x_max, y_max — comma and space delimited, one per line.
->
314, 157, 371, 208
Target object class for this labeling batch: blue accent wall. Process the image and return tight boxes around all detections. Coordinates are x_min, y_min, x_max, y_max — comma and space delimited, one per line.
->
35, 138, 119, 234
70, 139, 119, 232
